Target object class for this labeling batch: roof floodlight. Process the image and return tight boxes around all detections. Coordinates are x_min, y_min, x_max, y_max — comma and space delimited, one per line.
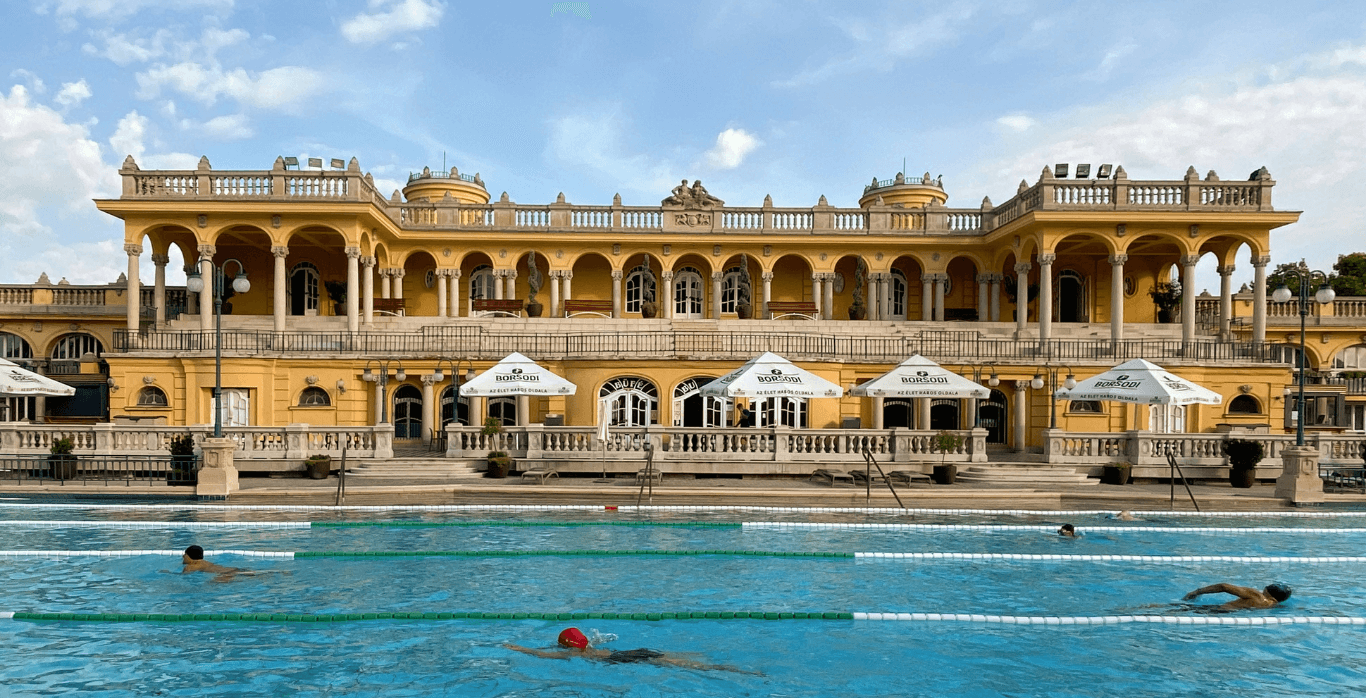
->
283, 156, 299, 168
1054, 163, 1069, 178
330, 158, 344, 169
307, 157, 323, 168
1097, 164, 1113, 178
1074, 164, 1091, 179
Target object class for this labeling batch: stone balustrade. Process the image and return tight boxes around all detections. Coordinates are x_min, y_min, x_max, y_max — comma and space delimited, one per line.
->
1043, 428, 1366, 478
0, 423, 393, 459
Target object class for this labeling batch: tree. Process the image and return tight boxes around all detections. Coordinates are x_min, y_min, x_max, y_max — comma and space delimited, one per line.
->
1266, 260, 1310, 294
1331, 253, 1366, 297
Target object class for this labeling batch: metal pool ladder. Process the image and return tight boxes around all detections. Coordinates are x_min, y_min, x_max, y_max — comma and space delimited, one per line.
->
862, 447, 905, 509
1166, 452, 1200, 512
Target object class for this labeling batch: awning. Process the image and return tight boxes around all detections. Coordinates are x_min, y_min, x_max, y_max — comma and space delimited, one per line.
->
698, 352, 843, 399
1055, 359, 1223, 406
0, 358, 76, 397
851, 355, 990, 399
458, 352, 577, 396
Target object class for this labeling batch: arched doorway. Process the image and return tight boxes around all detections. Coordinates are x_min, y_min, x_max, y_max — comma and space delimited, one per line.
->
439, 385, 469, 428
882, 399, 914, 428
487, 397, 517, 426
673, 267, 705, 319
930, 399, 960, 430
1058, 270, 1086, 322
672, 377, 728, 427
289, 261, 320, 316
600, 377, 658, 427
980, 389, 1008, 444
755, 397, 806, 427
393, 384, 423, 439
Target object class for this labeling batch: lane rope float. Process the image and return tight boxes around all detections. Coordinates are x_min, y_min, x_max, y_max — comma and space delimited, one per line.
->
0, 521, 739, 530
745, 523, 1366, 533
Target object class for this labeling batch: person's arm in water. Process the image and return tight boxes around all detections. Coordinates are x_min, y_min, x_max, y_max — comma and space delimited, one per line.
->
503, 644, 584, 660
1183, 583, 1275, 608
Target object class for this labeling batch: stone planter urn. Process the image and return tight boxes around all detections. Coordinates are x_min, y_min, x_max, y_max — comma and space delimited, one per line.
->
526, 301, 543, 318
735, 302, 752, 320
641, 301, 658, 319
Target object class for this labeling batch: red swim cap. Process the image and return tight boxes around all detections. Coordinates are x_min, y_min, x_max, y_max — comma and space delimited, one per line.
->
558, 627, 589, 649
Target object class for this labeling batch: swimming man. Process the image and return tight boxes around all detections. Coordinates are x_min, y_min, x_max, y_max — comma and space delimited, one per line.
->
1058, 524, 1077, 537
505, 627, 758, 674
1182, 583, 1292, 610
181, 545, 253, 582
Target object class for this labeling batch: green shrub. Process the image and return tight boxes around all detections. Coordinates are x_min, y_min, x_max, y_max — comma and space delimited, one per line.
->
1224, 439, 1264, 469
49, 437, 75, 456
168, 434, 196, 457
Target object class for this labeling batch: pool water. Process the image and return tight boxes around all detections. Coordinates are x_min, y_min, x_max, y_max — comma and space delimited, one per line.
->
1, 506, 1365, 697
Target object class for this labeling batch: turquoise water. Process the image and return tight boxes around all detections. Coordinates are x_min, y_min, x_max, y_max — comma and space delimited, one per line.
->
1, 507, 1365, 696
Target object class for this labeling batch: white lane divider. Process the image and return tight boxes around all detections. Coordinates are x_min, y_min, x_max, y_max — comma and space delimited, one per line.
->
746, 522, 1366, 533
0, 550, 294, 558
851, 613, 1366, 625
854, 552, 1366, 563
0, 521, 310, 529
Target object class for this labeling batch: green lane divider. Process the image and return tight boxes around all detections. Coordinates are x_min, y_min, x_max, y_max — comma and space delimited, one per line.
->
311, 521, 742, 528
294, 550, 852, 559
11, 611, 854, 623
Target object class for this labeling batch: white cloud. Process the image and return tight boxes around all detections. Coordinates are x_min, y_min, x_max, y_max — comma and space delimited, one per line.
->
1084, 42, 1137, 82
9, 69, 45, 94
135, 63, 326, 112
775, 5, 976, 88
109, 111, 148, 160
34, 0, 234, 20
54, 80, 92, 107
4, 239, 127, 286
341, 0, 444, 45
82, 29, 170, 65
198, 113, 253, 139
546, 106, 676, 198
995, 114, 1036, 132
704, 128, 761, 170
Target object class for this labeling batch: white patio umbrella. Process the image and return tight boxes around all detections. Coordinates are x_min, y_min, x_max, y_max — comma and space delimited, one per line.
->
1054, 358, 1223, 405
0, 358, 75, 397
698, 352, 843, 398
851, 355, 990, 399
457, 352, 577, 396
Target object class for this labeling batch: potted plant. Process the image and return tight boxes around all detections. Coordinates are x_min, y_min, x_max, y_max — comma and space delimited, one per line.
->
735, 253, 753, 319
1149, 282, 1182, 324
526, 251, 544, 317
1224, 439, 1263, 488
640, 253, 658, 318
1102, 462, 1132, 485
849, 258, 867, 320
932, 430, 962, 484
483, 417, 511, 478
168, 433, 197, 485
48, 437, 76, 480
305, 453, 332, 480
324, 280, 347, 317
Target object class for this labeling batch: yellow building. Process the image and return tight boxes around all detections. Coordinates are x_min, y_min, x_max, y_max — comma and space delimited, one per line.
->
4, 155, 1365, 478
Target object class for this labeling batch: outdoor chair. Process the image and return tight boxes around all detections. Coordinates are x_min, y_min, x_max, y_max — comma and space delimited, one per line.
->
810, 468, 854, 486
521, 466, 559, 485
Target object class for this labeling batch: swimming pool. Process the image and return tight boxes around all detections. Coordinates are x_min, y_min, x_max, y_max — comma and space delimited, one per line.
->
1, 504, 1364, 696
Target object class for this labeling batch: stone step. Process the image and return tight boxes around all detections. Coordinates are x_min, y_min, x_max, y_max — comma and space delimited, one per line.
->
956, 465, 1098, 486
346, 458, 482, 478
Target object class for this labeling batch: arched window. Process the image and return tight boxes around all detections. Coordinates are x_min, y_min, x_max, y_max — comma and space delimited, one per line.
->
469, 265, 496, 300
755, 397, 807, 428
136, 386, 168, 407
624, 264, 655, 314
720, 266, 745, 314
673, 267, 704, 318
1058, 269, 1087, 323
298, 387, 331, 407
1068, 400, 1103, 413
600, 376, 658, 428
889, 269, 907, 320
488, 396, 517, 426
439, 385, 469, 427
1333, 345, 1366, 371
289, 261, 320, 316
1149, 404, 1186, 434
671, 377, 729, 428
1228, 395, 1261, 414
0, 332, 32, 359
49, 333, 103, 360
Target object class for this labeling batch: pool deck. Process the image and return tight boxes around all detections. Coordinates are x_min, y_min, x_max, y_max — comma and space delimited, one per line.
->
2, 474, 1364, 510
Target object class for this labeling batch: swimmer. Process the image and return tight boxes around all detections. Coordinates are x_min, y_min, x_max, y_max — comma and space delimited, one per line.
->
1182, 583, 1292, 611
1058, 523, 1077, 537
505, 627, 759, 674
179, 545, 263, 582
1113, 510, 1136, 521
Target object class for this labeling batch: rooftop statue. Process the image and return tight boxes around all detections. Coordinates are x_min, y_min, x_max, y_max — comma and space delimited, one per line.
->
663, 179, 724, 209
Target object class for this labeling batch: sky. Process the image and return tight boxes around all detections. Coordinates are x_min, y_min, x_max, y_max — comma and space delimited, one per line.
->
2, 0, 1365, 295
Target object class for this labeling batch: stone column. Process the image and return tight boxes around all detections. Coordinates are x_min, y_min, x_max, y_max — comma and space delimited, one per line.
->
493, 270, 504, 300
505, 270, 517, 301
392, 269, 405, 304
271, 246, 288, 333
345, 247, 360, 333
661, 270, 675, 319
881, 273, 892, 320
989, 273, 1001, 322
1252, 255, 1269, 343
1037, 254, 1055, 351
548, 270, 560, 317
612, 269, 624, 318
868, 275, 882, 320
1218, 264, 1235, 338
1181, 254, 1199, 345
152, 253, 168, 326
421, 374, 436, 445
761, 271, 773, 319
517, 395, 529, 426
712, 271, 724, 319
562, 271, 573, 307
918, 397, 931, 430
32, 364, 46, 423
380, 269, 391, 300
373, 378, 385, 425
933, 275, 945, 322
361, 256, 375, 325
977, 273, 989, 323
125, 243, 142, 332
184, 263, 199, 320
1014, 262, 1031, 331
1013, 381, 1028, 452
448, 269, 461, 317
822, 273, 834, 320
436, 270, 448, 318
198, 245, 215, 331
1276, 445, 1324, 504
872, 397, 884, 429
1109, 254, 1127, 343
921, 275, 933, 321
812, 274, 823, 317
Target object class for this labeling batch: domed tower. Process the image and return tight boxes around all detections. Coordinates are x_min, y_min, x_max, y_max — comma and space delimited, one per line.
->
401, 166, 490, 204
857, 171, 948, 208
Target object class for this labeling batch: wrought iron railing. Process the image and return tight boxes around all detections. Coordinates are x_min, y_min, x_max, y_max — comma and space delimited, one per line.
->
0, 454, 198, 485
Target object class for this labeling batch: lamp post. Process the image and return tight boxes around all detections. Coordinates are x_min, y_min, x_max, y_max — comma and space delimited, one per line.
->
1031, 364, 1076, 429
185, 259, 250, 438
968, 363, 999, 427
1272, 267, 1336, 446
434, 359, 478, 429
361, 359, 406, 425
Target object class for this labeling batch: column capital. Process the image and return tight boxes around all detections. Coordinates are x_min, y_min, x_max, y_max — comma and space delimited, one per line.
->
345, 246, 361, 259
1108, 253, 1128, 266
1036, 253, 1056, 265
660, 269, 674, 280
271, 245, 289, 259
611, 269, 624, 280
505, 269, 518, 279
124, 243, 143, 256
990, 273, 1005, 283
197, 244, 216, 258
1013, 381, 1028, 393
361, 255, 376, 268
975, 273, 991, 283
421, 373, 439, 386
1252, 255, 1272, 268
150, 253, 170, 265
761, 271, 773, 281
1014, 262, 1032, 274
1180, 254, 1201, 267
713, 271, 725, 281
392, 268, 405, 278
1217, 264, 1236, 276
562, 270, 573, 280
449, 268, 462, 279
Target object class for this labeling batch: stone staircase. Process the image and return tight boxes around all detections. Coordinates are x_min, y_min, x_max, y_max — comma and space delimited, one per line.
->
345, 458, 483, 479
956, 463, 1098, 487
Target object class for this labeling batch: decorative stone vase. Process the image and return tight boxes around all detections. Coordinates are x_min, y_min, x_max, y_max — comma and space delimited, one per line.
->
486, 455, 511, 478
306, 456, 331, 480
1156, 308, 1174, 324
849, 304, 867, 321
932, 464, 956, 485
735, 302, 751, 320
641, 302, 658, 319
526, 301, 543, 318
1229, 466, 1257, 488
1102, 464, 1131, 485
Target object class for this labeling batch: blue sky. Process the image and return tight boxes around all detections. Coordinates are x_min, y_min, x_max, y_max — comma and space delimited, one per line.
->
3, 0, 1366, 295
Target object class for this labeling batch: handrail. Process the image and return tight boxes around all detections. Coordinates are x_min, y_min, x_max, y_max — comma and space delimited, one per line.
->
335, 445, 347, 506
1166, 452, 1201, 512
636, 441, 655, 505
862, 447, 905, 508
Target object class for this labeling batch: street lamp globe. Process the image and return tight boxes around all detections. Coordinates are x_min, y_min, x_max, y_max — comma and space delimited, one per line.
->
232, 272, 250, 294
1271, 284, 1293, 303
988, 372, 999, 387
1315, 283, 1336, 305
1030, 374, 1044, 390
395, 367, 406, 382
186, 272, 205, 294
1064, 373, 1077, 390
